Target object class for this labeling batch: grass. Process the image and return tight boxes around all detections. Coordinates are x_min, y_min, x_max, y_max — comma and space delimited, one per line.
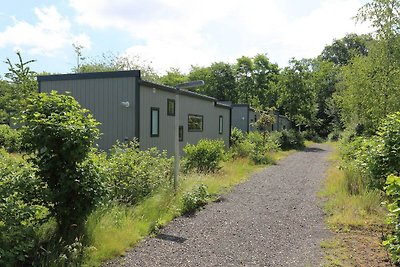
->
82, 153, 292, 266
319, 142, 387, 266
319, 142, 386, 229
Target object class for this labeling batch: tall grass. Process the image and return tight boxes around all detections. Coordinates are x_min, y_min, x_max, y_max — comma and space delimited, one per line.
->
319, 143, 386, 229
82, 157, 269, 266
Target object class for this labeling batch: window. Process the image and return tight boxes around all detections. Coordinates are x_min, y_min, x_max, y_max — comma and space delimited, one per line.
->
167, 99, 175, 116
219, 116, 223, 134
151, 107, 159, 137
188, 114, 203, 132
271, 124, 274, 131
179, 126, 183, 141
254, 114, 257, 121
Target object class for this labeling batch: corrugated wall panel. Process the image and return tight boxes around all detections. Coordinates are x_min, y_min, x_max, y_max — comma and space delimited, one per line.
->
140, 85, 230, 155
39, 76, 137, 150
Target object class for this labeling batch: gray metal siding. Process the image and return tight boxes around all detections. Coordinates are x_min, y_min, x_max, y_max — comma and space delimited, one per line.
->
231, 106, 249, 133
139, 85, 230, 155
39, 77, 137, 150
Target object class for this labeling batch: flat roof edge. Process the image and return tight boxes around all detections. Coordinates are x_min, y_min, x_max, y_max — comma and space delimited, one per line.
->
37, 70, 141, 82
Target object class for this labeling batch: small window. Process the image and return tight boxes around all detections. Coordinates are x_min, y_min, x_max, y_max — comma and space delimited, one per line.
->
188, 114, 203, 132
151, 107, 159, 137
219, 116, 223, 134
179, 126, 183, 141
167, 99, 175, 116
254, 114, 257, 121
271, 124, 274, 131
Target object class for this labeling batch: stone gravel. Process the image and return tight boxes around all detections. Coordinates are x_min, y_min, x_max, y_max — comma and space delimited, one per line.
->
106, 144, 332, 267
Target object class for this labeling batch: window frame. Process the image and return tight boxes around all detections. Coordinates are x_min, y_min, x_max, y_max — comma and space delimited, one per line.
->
150, 107, 160, 137
167, 99, 175, 116
188, 114, 204, 132
219, 115, 223, 134
179, 125, 183, 142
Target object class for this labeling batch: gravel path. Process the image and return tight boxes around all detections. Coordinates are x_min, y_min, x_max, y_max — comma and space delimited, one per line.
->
106, 144, 332, 267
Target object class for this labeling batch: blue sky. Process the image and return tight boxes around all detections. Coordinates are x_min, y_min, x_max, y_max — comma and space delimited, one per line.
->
0, 0, 371, 77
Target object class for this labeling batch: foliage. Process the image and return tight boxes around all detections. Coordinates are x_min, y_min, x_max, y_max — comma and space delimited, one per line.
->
182, 139, 225, 173
351, 112, 400, 190
19, 91, 103, 238
1, 52, 38, 123
159, 67, 188, 87
276, 130, 305, 150
277, 58, 317, 129
181, 184, 210, 214
230, 127, 246, 147
0, 124, 21, 152
246, 131, 278, 164
320, 33, 371, 66
107, 141, 173, 205
383, 174, 400, 264
0, 149, 49, 266
73, 51, 160, 82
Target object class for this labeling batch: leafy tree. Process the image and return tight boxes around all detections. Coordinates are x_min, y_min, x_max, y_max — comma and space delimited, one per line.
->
320, 33, 371, 66
159, 67, 188, 87
235, 56, 255, 104
1, 52, 38, 123
208, 62, 237, 101
277, 58, 316, 130
19, 91, 104, 239
252, 54, 280, 108
74, 52, 160, 82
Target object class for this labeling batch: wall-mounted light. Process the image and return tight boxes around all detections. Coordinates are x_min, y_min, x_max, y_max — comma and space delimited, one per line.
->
153, 88, 156, 93
242, 117, 245, 120
121, 101, 130, 108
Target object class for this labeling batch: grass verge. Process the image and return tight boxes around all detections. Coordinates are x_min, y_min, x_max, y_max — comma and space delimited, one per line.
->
319, 142, 390, 267
82, 152, 293, 266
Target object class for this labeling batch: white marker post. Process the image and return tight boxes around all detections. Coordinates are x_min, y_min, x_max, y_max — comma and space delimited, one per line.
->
174, 80, 204, 191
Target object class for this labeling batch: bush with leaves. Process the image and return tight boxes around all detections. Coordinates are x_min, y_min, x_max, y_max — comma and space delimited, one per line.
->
230, 127, 245, 147
106, 141, 173, 205
182, 139, 225, 173
277, 129, 305, 150
353, 112, 400, 190
181, 184, 210, 214
0, 124, 21, 152
0, 149, 49, 266
19, 91, 103, 238
383, 174, 400, 264
247, 132, 277, 164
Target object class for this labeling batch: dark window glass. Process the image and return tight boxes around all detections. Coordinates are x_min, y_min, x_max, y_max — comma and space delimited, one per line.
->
219, 116, 223, 134
167, 99, 175, 116
179, 126, 183, 141
151, 107, 159, 137
188, 114, 203, 132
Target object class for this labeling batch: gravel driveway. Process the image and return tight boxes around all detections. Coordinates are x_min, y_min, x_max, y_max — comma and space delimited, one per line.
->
106, 144, 332, 267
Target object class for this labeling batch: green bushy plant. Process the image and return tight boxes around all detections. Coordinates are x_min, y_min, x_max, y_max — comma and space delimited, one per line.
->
19, 91, 103, 238
0, 149, 49, 266
0, 124, 21, 152
107, 141, 172, 205
181, 184, 210, 214
383, 174, 400, 264
230, 127, 245, 147
353, 112, 400, 190
182, 139, 225, 173
278, 129, 305, 150
247, 132, 276, 164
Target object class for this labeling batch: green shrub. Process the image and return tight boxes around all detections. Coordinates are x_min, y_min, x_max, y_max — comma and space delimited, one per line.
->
230, 127, 245, 147
246, 132, 277, 165
278, 130, 305, 150
107, 141, 173, 205
353, 112, 400, 190
383, 174, 400, 264
19, 91, 103, 238
181, 184, 210, 214
0, 149, 49, 266
182, 139, 225, 173
328, 129, 341, 142
0, 124, 21, 152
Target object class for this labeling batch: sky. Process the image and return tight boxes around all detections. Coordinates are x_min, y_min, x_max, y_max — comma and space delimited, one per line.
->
0, 0, 372, 77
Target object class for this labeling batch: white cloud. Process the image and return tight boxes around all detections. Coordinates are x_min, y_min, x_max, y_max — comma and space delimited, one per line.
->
69, 0, 372, 72
0, 6, 91, 56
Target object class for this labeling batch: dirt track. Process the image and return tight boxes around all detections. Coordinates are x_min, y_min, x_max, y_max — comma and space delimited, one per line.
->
106, 144, 332, 266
